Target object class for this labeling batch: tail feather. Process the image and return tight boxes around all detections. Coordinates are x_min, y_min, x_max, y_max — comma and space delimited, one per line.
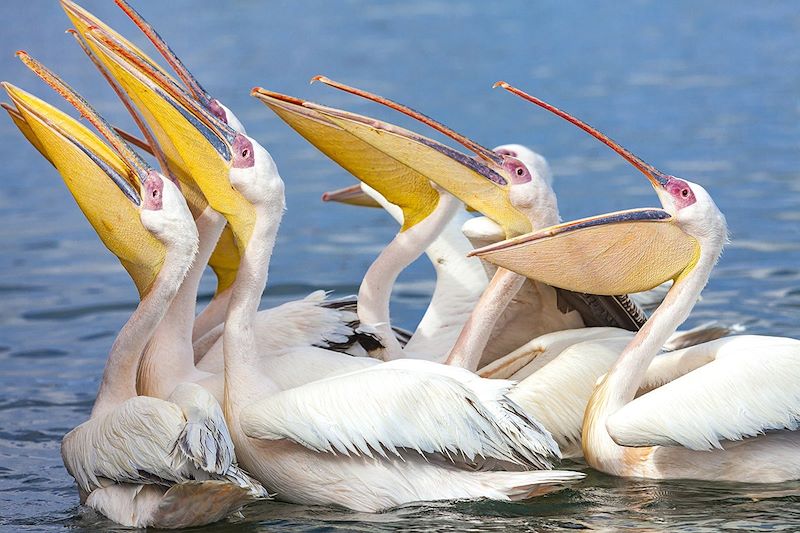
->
152, 481, 258, 529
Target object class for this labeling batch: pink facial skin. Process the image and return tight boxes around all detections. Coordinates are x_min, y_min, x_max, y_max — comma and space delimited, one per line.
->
502, 156, 532, 185
664, 176, 697, 209
232, 134, 255, 169
495, 147, 518, 158
142, 171, 164, 210
207, 98, 228, 123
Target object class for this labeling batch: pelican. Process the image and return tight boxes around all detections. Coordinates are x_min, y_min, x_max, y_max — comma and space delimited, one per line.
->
61, 0, 367, 365
255, 84, 643, 371
91, 27, 589, 509
472, 88, 800, 482
3, 65, 266, 528
253, 88, 489, 361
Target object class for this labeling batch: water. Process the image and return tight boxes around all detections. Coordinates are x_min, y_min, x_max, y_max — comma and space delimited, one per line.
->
0, 0, 798, 530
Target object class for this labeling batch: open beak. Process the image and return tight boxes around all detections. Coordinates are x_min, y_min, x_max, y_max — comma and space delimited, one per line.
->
60, 0, 175, 83
494, 82, 671, 192
76, 26, 255, 250
307, 77, 531, 237
322, 183, 382, 208
2, 101, 51, 163
113, 0, 218, 113
252, 87, 439, 231
471, 85, 698, 295
3, 78, 165, 297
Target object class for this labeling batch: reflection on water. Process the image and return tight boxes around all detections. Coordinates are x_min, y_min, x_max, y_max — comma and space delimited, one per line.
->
0, 0, 798, 530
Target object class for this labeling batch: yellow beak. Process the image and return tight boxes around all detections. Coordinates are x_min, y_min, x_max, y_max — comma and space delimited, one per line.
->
470, 207, 699, 295
252, 88, 439, 231
3, 82, 164, 297
63, 1, 240, 293
77, 25, 255, 252
308, 77, 531, 237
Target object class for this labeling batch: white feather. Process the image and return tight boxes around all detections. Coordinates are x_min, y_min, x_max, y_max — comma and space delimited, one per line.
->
608, 335, 800, 450
240, 359, 560, 469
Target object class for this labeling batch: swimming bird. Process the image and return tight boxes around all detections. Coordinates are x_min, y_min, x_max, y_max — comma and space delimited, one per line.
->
472, 87, 800, 482
256, 85, 635, 370
3, 62, 266, 528
93, 33, 589, 509
61, 0, 364, 365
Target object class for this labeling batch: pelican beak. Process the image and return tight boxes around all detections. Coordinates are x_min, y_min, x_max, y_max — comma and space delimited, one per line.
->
80, 26, 255, 249
3, 79, 165, 297
60, 0, 175, 83
112, 0, 224, 120
303, 78, 532, 237
493, 82, 671, 192
470, 208, 699, 295
2, 101, 51, 163
322, 183, 382, 208
472, 85, 701, 295
252, 87, 439, 231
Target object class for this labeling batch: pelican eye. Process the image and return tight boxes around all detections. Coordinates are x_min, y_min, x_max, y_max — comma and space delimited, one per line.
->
152, 189, 159, 198
681, 188, 689, 197
242, 148, 250, 158
516, 167, 525, 176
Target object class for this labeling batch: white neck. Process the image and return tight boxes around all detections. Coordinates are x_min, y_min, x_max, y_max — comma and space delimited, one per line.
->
403, 208, 488, 357
223, 201, 283, 418
444, 267, 525, 370
137, 206, 225, 398
583, 223, 723, 468
92, 243, 194, 418
601, 241, 718, 411
445, 187, 561, 371
357, 192, 460, 360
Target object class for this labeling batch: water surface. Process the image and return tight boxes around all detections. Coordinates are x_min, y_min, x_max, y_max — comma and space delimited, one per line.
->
1, 1, 799, 530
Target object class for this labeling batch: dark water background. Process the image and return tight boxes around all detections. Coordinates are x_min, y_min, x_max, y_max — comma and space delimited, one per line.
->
1, 1, 799, 530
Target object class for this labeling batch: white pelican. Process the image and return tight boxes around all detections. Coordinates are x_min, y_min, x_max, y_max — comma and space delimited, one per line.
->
256, 85, 643, 371
4, 62, 267, 528
472, 88, 800, 482
100, 37, 588, 509
61, 0, 367, 364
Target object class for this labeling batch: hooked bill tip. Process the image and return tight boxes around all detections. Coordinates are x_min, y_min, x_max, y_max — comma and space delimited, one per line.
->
321, 192, 332, 202
492, 81, 509, 89
65, 28, 77, 35
309, 75, 328, 85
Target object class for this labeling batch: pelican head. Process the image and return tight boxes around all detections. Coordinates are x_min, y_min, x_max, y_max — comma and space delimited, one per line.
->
306, 77, 533, 237
139, 170, 198, 253
491, 144, 559, 229
471, 85, 728, 295
2, 54, 198, 295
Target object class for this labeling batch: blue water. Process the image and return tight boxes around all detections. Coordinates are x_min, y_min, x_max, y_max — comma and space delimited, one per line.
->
1, 1, 799, 530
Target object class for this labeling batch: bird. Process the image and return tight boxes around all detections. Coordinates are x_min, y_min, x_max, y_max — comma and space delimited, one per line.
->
60, 0, 368, 370
96, 35, 590, 510
257, 83, 643, 373
472, 86, 800, 482
4, 59, 267, 528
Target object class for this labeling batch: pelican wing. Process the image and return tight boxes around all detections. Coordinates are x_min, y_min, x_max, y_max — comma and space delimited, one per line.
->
608, 336, 800, 450
240, 359, 560, 469
63, 393, 265, 497
62, 397, 193, 492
